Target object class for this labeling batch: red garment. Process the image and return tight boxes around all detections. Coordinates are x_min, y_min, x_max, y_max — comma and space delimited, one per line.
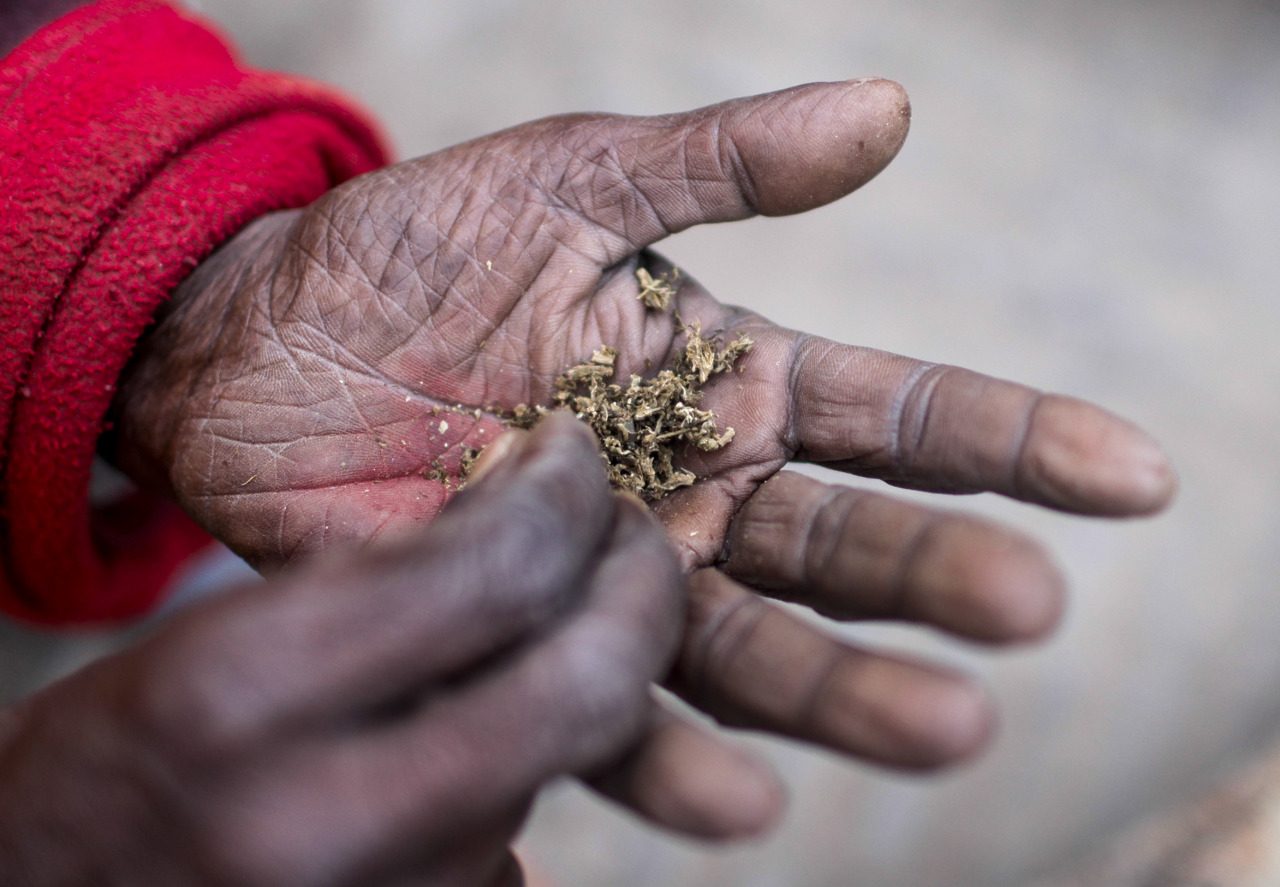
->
0, 0, 389, 624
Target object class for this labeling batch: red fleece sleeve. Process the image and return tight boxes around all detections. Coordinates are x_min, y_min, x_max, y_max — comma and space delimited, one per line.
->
0, 0, 390, 625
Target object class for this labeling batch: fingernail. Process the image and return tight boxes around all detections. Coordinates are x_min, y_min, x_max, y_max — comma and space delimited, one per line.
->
467, 431, 527, 483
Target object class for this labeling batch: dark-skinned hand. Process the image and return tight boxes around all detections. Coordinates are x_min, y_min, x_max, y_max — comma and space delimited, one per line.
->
2, 415, 781, 886
112, 78, 1177, 788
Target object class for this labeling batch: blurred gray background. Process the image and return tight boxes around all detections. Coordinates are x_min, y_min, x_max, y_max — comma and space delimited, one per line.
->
4, 1, 1279, 885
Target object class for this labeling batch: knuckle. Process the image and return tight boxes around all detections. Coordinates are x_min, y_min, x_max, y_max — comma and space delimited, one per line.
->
700, 604, 762, 691
681, 575, 767, 696
119, 626, 251, 759
802, 486, 863, 593
891, 363, 951, 473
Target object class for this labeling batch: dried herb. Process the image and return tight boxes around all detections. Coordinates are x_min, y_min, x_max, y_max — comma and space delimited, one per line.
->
635, 267, 678, 311
510, 320, 752, 501
423, 448, 481, 491
458, 446, 481, 478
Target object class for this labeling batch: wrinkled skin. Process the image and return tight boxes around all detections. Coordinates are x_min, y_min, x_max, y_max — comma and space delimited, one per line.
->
0, 417, 716, 887
115, 79, 1176, 784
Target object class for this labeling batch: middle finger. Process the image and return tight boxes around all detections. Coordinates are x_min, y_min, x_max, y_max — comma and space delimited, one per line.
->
720, 470, 1065, 643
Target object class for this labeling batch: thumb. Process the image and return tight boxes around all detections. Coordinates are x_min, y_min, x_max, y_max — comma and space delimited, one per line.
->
545, 78, 910, 251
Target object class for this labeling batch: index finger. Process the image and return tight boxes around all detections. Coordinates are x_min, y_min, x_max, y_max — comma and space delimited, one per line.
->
755, 326, 1177, 516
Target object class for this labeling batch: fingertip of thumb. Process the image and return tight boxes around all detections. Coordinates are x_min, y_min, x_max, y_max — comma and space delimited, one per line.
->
738, 77, 912, 216
843, 76, 912, 153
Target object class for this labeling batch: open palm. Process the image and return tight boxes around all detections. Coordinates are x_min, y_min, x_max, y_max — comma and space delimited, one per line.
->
117, 78, 1175, 773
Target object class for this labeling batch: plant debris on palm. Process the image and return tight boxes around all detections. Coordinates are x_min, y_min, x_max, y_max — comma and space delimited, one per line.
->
511, 321, 753, 501
635, 267, 679, 311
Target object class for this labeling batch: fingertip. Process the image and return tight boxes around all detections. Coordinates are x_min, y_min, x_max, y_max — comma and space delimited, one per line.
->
704, 752, 789, 841
832, 657, 996, 770
833, 77, 912, 194
671, 744, 788, 842
608, 498, 683, 607
615, 717, 789, 841
465, 410, 600, 493
730, 78, 913, 216
613, 490, 654, 519
1125, 433, 1179, 516
515, 410, 613, 504
936, 682, 998, 766
947, 528, 1068, 645
981, 547, 1067, 645
896, 677, 998, 771
1019, 396, 1179, 517
840, 76, 912, 156
530, 409, 601, 457
466, 429, 530, 484
1076, 416, 1179, 517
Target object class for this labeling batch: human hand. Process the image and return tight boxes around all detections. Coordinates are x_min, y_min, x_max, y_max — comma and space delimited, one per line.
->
3, 415, 764, 885
113, 78, 1176, 774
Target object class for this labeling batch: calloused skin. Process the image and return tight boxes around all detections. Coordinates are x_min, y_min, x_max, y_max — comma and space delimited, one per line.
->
0, 416, 699, 887
112, 78, 1176, 798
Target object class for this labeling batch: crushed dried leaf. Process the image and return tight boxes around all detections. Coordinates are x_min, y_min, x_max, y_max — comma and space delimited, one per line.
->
635, 267, 678, 311
508, 320, 752, 500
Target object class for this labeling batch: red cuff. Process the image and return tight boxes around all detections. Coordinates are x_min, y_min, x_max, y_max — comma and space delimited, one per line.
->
0, 0, 390, 624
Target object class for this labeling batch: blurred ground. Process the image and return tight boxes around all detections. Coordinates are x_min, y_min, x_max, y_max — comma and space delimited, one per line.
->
4, 1, 1279, 885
